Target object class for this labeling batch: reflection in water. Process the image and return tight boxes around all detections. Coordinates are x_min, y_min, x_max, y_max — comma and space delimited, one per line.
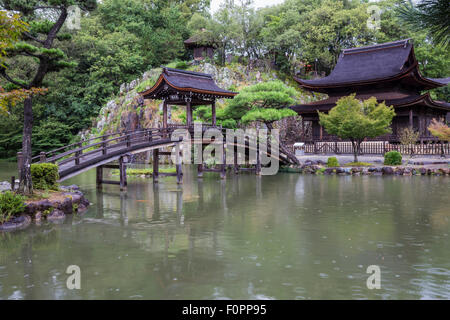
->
0, 164, 449, 300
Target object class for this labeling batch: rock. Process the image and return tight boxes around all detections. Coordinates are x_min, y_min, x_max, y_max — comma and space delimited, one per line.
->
403, 167, 412, 175
129, 79, 138, 90
0, 181, 11, 192
324, 168, 335, 175
419, 167, 427, 175
395, 167, 404, 175
47, 209, 65, 221
0, 215, 31, 231
35, 211, 43, 222
382, 167, 394, 175
57, 197, 74, 215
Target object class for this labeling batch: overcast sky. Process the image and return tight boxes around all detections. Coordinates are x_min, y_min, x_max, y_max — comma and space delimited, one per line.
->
210, 0, 285, 13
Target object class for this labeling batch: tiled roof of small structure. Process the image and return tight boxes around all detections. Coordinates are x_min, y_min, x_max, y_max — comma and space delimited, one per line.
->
139, 67, 237, 99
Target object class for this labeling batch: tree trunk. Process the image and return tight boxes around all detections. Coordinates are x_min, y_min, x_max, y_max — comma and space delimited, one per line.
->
18, 97, 33, 195
351, 140, 359, 163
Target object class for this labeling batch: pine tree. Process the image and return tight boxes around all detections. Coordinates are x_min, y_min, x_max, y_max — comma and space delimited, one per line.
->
0, 0, 96, 194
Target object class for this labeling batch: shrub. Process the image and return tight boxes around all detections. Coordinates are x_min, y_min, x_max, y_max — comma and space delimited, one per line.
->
384, 151, 402, 165
31, 163, 59, 190
0, 191, 25, 224
327, 156, 339, 167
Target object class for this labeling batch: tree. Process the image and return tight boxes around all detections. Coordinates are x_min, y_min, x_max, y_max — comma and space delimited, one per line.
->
224, 80, 299, 164
0, 0, 97, 195
428, 118, 450, 141
318, 94, 395, 162
0, 11, 28, 67
398, 127, 420, 159
397, 0, 449, 48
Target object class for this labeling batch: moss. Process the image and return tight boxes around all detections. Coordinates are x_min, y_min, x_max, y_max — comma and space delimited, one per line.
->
343, 162, 372, 167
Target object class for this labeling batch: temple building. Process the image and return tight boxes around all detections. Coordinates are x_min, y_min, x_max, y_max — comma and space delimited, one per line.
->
291, 39, 450, 142
184, 29, 217, 61
139, 67, 237, 127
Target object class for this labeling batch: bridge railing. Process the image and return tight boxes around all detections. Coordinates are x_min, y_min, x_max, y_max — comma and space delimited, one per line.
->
32, 127, 178, 166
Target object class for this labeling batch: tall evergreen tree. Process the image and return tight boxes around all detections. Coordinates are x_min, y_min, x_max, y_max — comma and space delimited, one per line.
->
0, 0, 97, 194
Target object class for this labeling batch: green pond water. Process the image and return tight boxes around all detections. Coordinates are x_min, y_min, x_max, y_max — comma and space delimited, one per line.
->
0, 160, 449, 299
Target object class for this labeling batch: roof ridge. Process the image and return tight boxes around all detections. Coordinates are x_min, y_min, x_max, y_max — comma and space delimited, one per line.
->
343, 39, 411, 55
163, 67, 213, 79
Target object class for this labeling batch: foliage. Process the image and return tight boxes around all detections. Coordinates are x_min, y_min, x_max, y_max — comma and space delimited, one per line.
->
0, 191, 25, 224
0, 11, 28, 67
398, 127, 420, 156
224, 80, 297, 125
30, 163, 59, 190
343, 162, 372, 167
326, 156, 339, 167
319, 94, 395, 162
428, 118, 450, 141
384, 151, 402, 165
397, 0, 449, 47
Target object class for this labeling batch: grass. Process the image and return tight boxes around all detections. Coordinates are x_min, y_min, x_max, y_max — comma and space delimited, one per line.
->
343, 162, 373, 167
111, 167, 176, 176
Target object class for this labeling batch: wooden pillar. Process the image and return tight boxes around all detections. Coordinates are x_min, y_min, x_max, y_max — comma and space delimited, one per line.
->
256, 146, 261, 175
75, 142, 82, 165
319, 124, 323, 141
11, 176, 15, 192
409, 108, 413, 128
220, 142, 226, 179
119, 156, 127, 191
186, 101, 192, 127
163, 100, 168, 128
39, 152, 46, 163
234, 143, 239, 174
197, 163, 203, 178
96, 166, 102, 189
175, 143, 183, 184
153, 149, 159, 183
211, 100, 216, 126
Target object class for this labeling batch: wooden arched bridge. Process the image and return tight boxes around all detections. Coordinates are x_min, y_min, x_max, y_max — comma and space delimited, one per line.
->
27, 125, 292, 190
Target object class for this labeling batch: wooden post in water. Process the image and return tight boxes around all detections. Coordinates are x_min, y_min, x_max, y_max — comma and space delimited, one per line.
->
220, 142, 226, 179
153, 149, 159, 183
96, 166, 103, 189
197, 163, 203, 178
175, 143, 183, 184
234, 142, 239, 174
119, 156, 127, 191
256, 145, 261, 175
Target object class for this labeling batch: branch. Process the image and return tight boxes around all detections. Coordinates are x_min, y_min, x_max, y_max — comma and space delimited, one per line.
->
0, 68, 28, 89
22, 32, 45, 45
43, 8, 68, 48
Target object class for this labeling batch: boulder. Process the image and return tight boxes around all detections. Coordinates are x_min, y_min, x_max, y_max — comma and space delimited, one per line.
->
382, 167, 394, 175
47, 209, 65, 221
0, 181, 11, 192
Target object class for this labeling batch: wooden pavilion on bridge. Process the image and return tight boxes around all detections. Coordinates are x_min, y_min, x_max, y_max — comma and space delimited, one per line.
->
291, 39, 450, 144
139, 67, 237, 128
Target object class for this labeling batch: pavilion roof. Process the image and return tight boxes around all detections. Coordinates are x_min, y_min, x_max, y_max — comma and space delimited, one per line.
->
184, 30, 218, 48
294, 39, 448, 92
139, 67, 237, 103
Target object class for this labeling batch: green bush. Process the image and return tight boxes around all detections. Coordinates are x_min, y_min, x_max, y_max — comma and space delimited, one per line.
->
0, 191, 25, 224
31, 163, 59, 190
384, 151, 402, 165
327, 156, 339, 167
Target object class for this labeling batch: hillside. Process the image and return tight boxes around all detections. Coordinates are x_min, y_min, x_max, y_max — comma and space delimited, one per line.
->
79, 61, 317, 143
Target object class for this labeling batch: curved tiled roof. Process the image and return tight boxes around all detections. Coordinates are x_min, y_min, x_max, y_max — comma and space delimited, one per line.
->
139, 67, 237, 99
291, 92, 450, 114
294, 39, 448, 90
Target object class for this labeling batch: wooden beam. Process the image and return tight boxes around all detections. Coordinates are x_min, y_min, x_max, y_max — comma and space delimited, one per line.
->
212, 100, 216, 126
175, 143, 183, 184
186, 101, 192, 127
119, 156, 127, 191
96, 166, 102, 189
153, 149, 159, 183
409, 108, 413, 128
163, 100, 168, 128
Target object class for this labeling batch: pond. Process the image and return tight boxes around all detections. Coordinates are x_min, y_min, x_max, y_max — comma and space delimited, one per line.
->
0, 161, 449, 299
